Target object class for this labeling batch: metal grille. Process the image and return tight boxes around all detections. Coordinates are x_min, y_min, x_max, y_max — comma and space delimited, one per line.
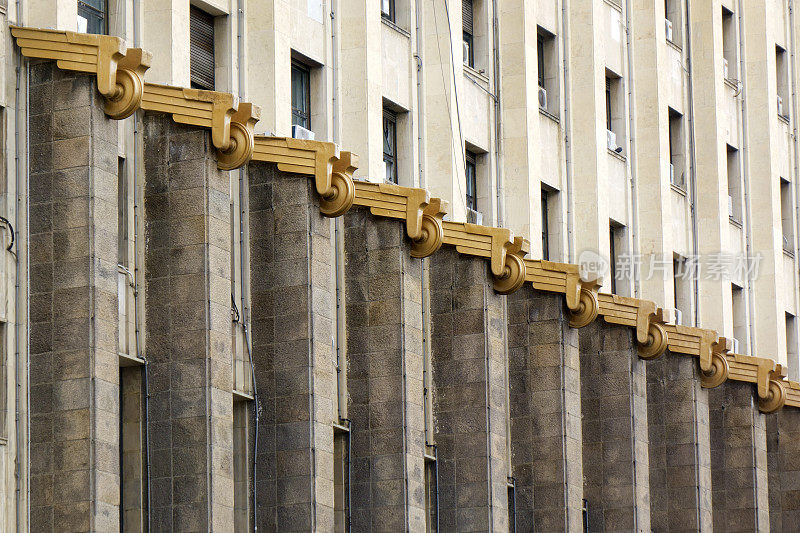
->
190, 6, 215, 90
462, 0, 473, 35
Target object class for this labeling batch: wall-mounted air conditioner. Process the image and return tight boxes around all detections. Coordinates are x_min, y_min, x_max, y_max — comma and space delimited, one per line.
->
722, 58, 729, 80
663, 308, 683, 326
292, 125, 315, 140
728, 195, 734, 218
665, 18, 674, 42
669, 163, 675, 184
538, 86, 548, 110
607, 129, 618, 152
731, 337, 740, 354
463, 41, 470, 65
466, 208, 483, 225
778, 95, 785, 117
381, 0, 391, 17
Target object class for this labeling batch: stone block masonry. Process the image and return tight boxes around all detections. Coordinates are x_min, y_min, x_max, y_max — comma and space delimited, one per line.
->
506, 287, 583, 532
768, 408, 800, 530
247, 161, 337, 531
430, 247, 510, 532
28, 63, 121, 532
344, 208, 426, 531
143, 114, 234, 531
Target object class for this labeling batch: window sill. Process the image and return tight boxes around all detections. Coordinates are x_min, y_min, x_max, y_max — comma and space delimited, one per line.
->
607, 148, 626, 161
463, 64, 490, 83
779, 113, 791, 125
666, 39, 682, 53
604, 0, 622, 12
670, 183, 687, 196
539, 108, 560, 123
729, 216, 743, 229
723, 78, 740, 92
381, 17, 411, 38
784, 247, 795, 258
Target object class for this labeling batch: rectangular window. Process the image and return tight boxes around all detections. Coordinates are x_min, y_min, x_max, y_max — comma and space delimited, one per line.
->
291, 61, 311, 129
787, 313, 798, 377
673, 256, 688, 323
463, 0, 474, 67
334, 428, 351, 531
541, 190, 550, 260
777, 45, 790, 119
190, 6, 215, 90
722, 7, 736, 80
668, 108, 685, 189
732, 284, 746, 351
605, 71, 624, 152
781, 177, 794, 253
425, 457, 438, 532
465, 150, 477, 212
381, 0, 395, 21
383, 109, 398, 184
664, 0, 681, 46
537, 27, 558, 115
727, 145, 742, 223
609, 224, 618, 294
77, 0, 107, 34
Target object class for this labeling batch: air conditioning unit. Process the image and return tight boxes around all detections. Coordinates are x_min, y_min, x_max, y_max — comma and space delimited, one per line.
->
728, 195, 734, 218
778, 95, 785, 117
731, 337, 740, 354
662, 308, 682, 326
538, 87, 547, 110
292, 125, 315, 140
722, 58, 729, 79
607, 129, 618, 152
665, 18, 673, 42
466, 208, 483, 225
381, 0, 391, 16
463, 41, 470, 65
669, 163, 675, 184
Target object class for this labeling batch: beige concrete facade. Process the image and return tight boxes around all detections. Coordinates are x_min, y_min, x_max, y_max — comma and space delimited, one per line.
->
3, 0, 800, 530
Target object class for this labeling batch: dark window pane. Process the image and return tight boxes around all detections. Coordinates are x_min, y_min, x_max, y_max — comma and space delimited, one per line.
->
190, 7, 215, 90
78, 0, 107, 35
383, 110, 397, 183
292, 63, 311, 129
466, 152, 477, 211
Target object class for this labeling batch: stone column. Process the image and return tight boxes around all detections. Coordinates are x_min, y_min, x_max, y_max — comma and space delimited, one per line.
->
646, 355, 713, 531
344, 209, 426, 531
506, 288, 583, 532
143, 115, 234, 531
580, 321, 650, 532
767, 408, 800, 530
247, 161, 337, 531
28, 64, 120, 531
430, 247, 509, 532
709, 384, 770, 532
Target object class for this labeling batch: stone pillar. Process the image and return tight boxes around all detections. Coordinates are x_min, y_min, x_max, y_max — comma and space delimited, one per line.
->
430, 247, 509, 531
506, 288, 583, 532
580, 321, 650, 532
247, 161, 337, 531
343, 209, 426, 531
28, 64, 120, 531
143, 115, 234, 531
767, 408, 800, 530
646, 355, 713, 531
709, 384, 770, 532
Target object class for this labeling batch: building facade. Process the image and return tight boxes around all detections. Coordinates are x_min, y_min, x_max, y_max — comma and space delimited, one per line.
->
0, 0, 797, 531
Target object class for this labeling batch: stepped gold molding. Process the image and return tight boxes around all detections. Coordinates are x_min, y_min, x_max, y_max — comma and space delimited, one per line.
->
11, 26, 151, 119
252, 136, 356, 217
597, 294, 668, 359
442, 222, 529, 294
700, 337, 732, 388
141, 83, 260, 170
352, 181, 449, 258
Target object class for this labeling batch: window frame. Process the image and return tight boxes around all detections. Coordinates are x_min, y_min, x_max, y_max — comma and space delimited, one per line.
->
383, 109, 398, 184
291, 60, 312, 130
463, 0, 475, 68
381, 0, 395, 22
189, 6, 216, 91
537, 34, 546, 89
541, 190, 550, 261
77, 0, 108, 35
465, 150, 478, 212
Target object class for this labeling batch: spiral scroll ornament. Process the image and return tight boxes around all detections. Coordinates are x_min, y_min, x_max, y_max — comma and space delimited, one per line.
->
699, 352, 729, 388
217, 121, 255, 170
319, 171, 356, 217
493, 253, 526, 294
568, 287, 599, 328
758, 379, 787, 413
104, 67, 144, 120
411, 214, 444, 258
637, 321, 668, 360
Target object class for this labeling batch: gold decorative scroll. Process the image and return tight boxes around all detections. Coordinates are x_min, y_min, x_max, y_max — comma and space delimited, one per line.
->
597, 294, 668, 359
353, 181, 449, 257
252, 136, 356, 217
11, 25, 151, 119
442, 222, 529, 294
218, 103, 261, 170
725, 353, 787, 413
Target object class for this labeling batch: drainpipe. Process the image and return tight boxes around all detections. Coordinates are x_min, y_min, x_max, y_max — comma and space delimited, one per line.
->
561, 0, 575, 262
685, 0, 700, 326
736, 0, 757, 354
786, 0, 800, 374
491, 0, 503, 226
623, 0, 641, 297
